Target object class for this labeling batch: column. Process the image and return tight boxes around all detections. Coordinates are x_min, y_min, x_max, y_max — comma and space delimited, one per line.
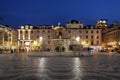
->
28, 30, 31, 40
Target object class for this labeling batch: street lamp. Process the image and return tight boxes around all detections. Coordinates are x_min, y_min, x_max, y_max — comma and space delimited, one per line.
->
39, 36, 43, 41
39, 36, 43, 51
76, 36, 80, 44
81, 41, 86, 45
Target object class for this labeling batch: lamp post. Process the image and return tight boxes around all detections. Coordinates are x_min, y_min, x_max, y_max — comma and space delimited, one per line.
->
76, 36, 80, 44
75, 36, 82, 56
39, 36, 43, 51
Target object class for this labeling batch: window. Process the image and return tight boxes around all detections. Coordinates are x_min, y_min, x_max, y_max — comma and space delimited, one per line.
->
91, 41, 94, 45
42, 30, 45, 33
31, 36, 33, 39
9, 34, 11, 36
31, 31, 33, 33
48, 35, 50, 39
68, 30, 71, 33
25, 31, 28, 34
86, 31, 88, 33
48, 30, 50, 33
48, 41, 50, 44
79, 26, 81, 28
96, 36, 99, 39
97, 41, 99, 44
86, 35, 88, 39
37, 30, 39, 33
91, 35, 93, 39
96, 31, 99, 33
20, 31, 22, 34
86, 41, 88, 44
91, 30, 93, 33
79, 31, 82, 33
37, 36, 39, 38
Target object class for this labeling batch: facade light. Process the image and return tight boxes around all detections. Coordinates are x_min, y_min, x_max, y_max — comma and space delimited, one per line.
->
39, 36, 43, 41
81, 41, 86, 45
34, 41, 37, 45
76, 37, 80, 42
25, 42, 30, 45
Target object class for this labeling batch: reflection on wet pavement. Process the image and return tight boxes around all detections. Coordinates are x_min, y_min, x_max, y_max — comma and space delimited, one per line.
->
0, 53, 120, 80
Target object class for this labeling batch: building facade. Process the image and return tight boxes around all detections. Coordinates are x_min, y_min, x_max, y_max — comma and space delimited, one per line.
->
102, 22, 120, 50
0, 25, 17, 52
17, 20, 102, 52
66, 20, 102, 50
96, 19, 108, 29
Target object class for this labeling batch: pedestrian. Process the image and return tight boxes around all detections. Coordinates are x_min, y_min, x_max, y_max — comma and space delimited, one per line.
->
11, 49, 14, 54
87, 47, 91, 56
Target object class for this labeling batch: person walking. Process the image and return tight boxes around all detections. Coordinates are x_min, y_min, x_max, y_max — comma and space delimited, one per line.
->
87, 47, 91, 56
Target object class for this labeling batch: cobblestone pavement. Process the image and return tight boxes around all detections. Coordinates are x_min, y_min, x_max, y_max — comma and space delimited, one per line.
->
0, 53, 120, 80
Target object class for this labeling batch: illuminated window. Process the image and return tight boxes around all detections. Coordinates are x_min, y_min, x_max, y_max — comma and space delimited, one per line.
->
103, 20, 106, 23
30, 26, 33, 29
25, 42, 30, 45
100, 20, 102, 23
21, 26, 24, 29
25, 25, 29, 29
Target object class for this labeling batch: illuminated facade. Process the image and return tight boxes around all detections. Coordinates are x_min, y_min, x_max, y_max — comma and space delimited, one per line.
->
0, 25, 17, 51
96, 19, 108, 29
102, 22, 120, 50
66, 20, 102, 50
18, 20, 102, 51
18, 24, 52, 51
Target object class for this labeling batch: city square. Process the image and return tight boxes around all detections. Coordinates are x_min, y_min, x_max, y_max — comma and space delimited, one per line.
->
1, 0, 120, 80
0, 52, 120, 80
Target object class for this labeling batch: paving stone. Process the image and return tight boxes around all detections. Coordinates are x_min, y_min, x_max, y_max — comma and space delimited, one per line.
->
0, 53, 120, 80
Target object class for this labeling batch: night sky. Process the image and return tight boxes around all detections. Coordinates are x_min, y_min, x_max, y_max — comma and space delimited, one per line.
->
0, 0, 120, 28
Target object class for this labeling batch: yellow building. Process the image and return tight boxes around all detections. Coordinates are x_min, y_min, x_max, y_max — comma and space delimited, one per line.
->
102, 22, 120, 50
0, 25, 17, 52
18, 24, 52, 52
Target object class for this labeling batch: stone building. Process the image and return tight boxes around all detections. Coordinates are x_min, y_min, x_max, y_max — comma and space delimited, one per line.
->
0, 25, 17, 52
17, 20, 102, 52
102, 22, 120, 50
